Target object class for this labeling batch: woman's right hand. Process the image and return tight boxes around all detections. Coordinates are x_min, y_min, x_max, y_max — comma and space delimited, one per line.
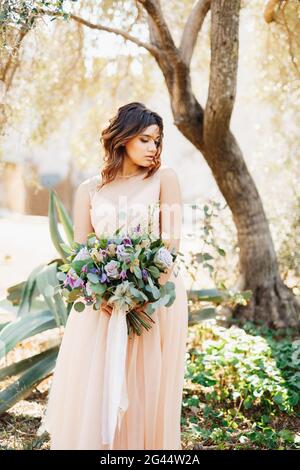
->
101, 298, 113, 318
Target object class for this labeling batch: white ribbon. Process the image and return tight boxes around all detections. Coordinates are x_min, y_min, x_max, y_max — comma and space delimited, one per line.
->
101, 304, 129, 449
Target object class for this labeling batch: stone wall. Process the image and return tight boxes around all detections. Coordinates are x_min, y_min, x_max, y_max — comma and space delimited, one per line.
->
0, 162, 74, 216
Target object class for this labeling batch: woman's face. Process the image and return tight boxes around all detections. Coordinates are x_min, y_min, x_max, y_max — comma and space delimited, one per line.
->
124, 124, 161, 168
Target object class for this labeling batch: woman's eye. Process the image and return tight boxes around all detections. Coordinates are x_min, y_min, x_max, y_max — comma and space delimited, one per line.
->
140, 138, 160, 146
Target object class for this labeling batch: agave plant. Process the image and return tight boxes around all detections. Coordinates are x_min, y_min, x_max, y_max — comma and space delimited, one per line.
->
0, 190, 73, 415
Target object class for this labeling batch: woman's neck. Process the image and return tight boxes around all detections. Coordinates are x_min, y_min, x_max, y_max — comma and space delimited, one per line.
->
118, 158, 144, 177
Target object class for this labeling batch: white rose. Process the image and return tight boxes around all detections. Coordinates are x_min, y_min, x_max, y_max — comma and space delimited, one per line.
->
73, 247, 90, 261
154, 247, 173, 269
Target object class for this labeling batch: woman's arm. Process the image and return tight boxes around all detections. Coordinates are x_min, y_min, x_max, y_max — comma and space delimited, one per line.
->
73, 180, 94, 244
158, 167, 182, 286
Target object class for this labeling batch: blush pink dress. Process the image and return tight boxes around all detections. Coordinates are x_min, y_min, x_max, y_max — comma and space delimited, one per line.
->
43, 166, 189, 450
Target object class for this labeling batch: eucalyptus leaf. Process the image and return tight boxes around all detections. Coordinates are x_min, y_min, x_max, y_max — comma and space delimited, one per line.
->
87, 273, 100, 284
74, 302, 85, 312
148, 266, 160, 278
151, 286, 160, 300
71, 260, 88, 275
90, 283, 107, 295
57, 272, 67, 282
133, 266, 142, 279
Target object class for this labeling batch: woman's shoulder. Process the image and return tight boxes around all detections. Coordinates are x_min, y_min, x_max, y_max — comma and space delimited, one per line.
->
158, 165, 179, 181
79, 173, 101, 191
75, 174, 102, 203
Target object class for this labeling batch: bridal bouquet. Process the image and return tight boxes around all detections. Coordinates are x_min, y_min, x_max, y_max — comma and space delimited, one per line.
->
57, 224, 178, 336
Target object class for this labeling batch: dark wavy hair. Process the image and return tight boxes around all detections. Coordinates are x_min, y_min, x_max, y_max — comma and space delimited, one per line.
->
97, 102, 163, 189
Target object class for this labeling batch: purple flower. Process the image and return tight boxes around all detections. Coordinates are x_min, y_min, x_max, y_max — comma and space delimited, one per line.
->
89, 267, 99, 274
64, 274, 81, 289
73, 278, 85, 288
116, 244, 125, 256
142, 268, 148, 281
120, 270, 127, 280
81, 265, 88, 273
100, 272, 108, 283
134, 224, 141, 233
63, 268, 84, 289
73, 247, 90, 261
63, 275, 71, 287
116, 244, 131, 263
122, 237, 132, 246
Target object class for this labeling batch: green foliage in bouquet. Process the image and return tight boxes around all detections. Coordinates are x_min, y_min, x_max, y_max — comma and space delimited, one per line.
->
58, 226, 178, 336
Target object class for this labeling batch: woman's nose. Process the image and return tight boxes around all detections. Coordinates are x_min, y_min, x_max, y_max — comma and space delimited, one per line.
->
148, 141, 156, 152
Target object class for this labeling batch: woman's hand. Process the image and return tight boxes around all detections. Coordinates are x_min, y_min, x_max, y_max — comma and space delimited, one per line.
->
101, 298, 113, 318
134, 301, 150, 315
158, 271, 170, 286
100, 300, 151, 318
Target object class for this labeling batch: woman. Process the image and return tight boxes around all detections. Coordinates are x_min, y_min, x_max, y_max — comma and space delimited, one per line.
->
43, 101, 189, 450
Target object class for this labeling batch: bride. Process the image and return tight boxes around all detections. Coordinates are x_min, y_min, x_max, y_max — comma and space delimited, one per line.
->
43, 101, 189, 450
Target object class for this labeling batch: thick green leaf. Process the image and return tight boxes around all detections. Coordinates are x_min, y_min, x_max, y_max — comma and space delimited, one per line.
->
0, 345, 60, 381
0, 346, 59, 415
0, 310, 57, 361
17, 264, 45, 317
0, 322, 10, 332
35, 262, 68, 327
48, 191, 69, 261
53, 190, 74, 245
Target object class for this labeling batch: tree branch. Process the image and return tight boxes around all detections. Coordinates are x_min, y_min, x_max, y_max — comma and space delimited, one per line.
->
1, 27, 29, 91
137, 0, 177, 54
36, 8, 160, 58
179, 0, 211, 66
264, 0, 280, 23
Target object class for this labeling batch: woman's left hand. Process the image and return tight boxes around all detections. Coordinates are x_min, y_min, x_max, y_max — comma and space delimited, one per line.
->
134, 301, 150, 315
158, 271, 170, 286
